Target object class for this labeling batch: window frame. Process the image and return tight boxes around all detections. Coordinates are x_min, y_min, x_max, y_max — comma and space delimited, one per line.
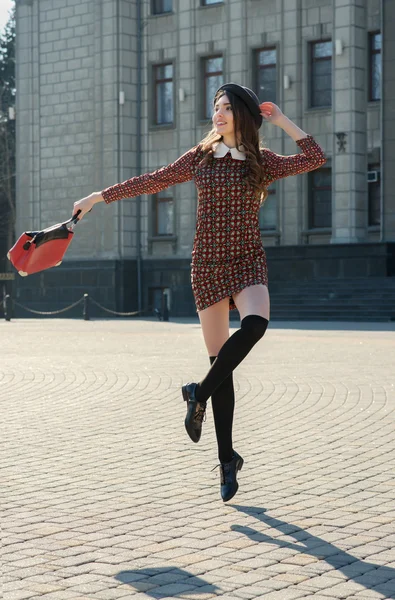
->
308, 167, 332, 230
255, 46, 277, 105
153, 62, 175, 126
309, 39, 332, 109
202, 54, 224, 120
368, 31, 381, 102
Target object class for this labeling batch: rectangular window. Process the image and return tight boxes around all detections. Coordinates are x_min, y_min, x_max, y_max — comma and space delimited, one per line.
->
369, 32, 381, 101
203, 56, 223, 119
154, 63, 174, 125
308, 167, 332, 229
259, 186, 277, 231
201, 0, 223, 5
256, 47, 277, 104
151, 0, 172, 14
368, 164, 381, 226
310, 40, 332, 108
153, 189, 174, 235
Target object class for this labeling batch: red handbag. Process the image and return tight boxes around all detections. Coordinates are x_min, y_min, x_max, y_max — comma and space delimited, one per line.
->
7, 211, 81, 277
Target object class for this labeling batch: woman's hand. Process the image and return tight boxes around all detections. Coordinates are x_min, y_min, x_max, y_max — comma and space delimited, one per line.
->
260, 103, 309, 141
72, 192, 104, 220
259, 102, 284, 126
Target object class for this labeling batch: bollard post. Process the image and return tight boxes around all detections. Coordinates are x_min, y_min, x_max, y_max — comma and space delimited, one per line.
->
4, 294, 11, 321
163, 292, 169, 322
83, 293, 90, 321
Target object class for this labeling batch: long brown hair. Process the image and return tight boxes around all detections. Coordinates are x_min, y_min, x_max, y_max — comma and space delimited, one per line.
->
199, 89, 268, 202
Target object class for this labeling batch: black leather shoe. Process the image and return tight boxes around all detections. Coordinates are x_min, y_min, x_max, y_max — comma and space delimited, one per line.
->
182, 382, 206, 443
219, 451, 244, 502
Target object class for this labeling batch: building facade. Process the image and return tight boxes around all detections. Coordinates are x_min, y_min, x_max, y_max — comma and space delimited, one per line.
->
14, 0, 395, 316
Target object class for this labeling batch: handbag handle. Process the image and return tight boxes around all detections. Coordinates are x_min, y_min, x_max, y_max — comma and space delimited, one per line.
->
65, 209, 82, 227
21, 210, 84, 251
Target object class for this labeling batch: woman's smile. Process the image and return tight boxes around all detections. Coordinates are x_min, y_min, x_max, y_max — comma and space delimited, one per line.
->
213, 94, 236, 145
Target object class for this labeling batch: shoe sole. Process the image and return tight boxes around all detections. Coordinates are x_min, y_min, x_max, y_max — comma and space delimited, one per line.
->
182, 386, 200, 443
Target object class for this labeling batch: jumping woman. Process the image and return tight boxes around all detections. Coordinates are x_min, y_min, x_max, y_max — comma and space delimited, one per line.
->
73, 82, 326, 503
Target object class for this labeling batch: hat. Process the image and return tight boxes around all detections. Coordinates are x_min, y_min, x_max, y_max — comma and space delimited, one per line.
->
216, 82, 263, 129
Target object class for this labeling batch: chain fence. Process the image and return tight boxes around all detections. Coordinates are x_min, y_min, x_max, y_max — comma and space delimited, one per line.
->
11, 297, 84, 316
88, 296, 141, 317
1, 293, 166, 321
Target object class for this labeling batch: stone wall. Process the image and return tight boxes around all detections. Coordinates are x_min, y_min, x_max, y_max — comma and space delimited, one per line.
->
14, 0, 394, 318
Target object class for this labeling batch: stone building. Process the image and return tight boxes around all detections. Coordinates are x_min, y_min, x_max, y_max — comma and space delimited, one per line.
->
14, 0, 395, 318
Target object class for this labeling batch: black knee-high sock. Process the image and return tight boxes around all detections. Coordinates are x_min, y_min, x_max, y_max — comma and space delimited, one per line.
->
209, 356, 234, 464
197, 315, 268, 404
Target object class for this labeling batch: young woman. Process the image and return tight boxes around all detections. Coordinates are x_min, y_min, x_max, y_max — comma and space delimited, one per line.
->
73, 82, 326, 503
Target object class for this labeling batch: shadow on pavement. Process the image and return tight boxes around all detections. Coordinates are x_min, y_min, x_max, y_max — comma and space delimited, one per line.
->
230, 504, 395, 599
115, 567, 220, 597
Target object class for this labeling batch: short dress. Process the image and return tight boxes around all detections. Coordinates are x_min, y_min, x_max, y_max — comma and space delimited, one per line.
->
102, 135, 326, 312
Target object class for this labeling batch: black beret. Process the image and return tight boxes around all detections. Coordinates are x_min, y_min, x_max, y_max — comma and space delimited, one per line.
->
216, 82, 263, 129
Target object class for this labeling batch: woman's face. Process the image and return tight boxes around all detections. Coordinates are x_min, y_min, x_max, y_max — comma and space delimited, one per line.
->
212, 94, 235, 138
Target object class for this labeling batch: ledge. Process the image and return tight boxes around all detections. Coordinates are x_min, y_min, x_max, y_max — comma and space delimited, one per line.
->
198, 2, 225, 8
148, 12, 174, 18
304, 107, 332, 115
148, 123, 176, 132
148, 235, 177, 243
302, 228, 332, 235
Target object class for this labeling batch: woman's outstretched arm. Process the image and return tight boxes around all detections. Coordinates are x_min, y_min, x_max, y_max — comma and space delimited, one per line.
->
73, 146, 200, 219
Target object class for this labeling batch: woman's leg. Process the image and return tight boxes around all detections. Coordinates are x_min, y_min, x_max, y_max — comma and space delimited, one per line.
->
183, 298, 230, 443
200, 300, 236, 461
233, 282, 270, 322
198, 297, 230, 356
194, 284, 270, 404
209, 355, 235, 464
199, 304, 239, 501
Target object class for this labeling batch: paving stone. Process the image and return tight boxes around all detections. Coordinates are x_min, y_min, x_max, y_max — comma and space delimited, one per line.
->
2, 318, 395, 600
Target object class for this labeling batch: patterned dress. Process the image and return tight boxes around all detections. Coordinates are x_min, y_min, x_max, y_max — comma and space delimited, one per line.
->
102, 135, 326, 312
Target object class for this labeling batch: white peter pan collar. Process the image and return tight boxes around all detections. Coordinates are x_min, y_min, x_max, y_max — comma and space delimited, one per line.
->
213, 141, 246, 161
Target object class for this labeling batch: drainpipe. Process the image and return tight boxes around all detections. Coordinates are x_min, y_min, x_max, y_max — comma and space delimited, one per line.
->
379, 0, 384, 242
136, 0, 143, 311
117, 0, 123, 261
331, 0, 336, 244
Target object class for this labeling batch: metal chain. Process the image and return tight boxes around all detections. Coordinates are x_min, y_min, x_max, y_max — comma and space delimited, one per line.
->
12, 297, 84, 316
7, 295, 146, 318
88, 297, 142, 316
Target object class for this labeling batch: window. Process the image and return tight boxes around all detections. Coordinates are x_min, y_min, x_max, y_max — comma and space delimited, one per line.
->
369, 32, 381, 101
154, 64, 174, 125
308, 167, 332, 229
203, 56, 223, 119
151, 0, 172, 14
256, 48, 277, 104
153, 189, 174, 235
259, 186, 277, 231
310, 40, 332, 108
201, 0, 223, 5
368, 164, 381, 226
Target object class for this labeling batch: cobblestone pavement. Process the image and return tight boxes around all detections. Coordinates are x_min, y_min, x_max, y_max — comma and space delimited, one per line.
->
2, 318, 395, 600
